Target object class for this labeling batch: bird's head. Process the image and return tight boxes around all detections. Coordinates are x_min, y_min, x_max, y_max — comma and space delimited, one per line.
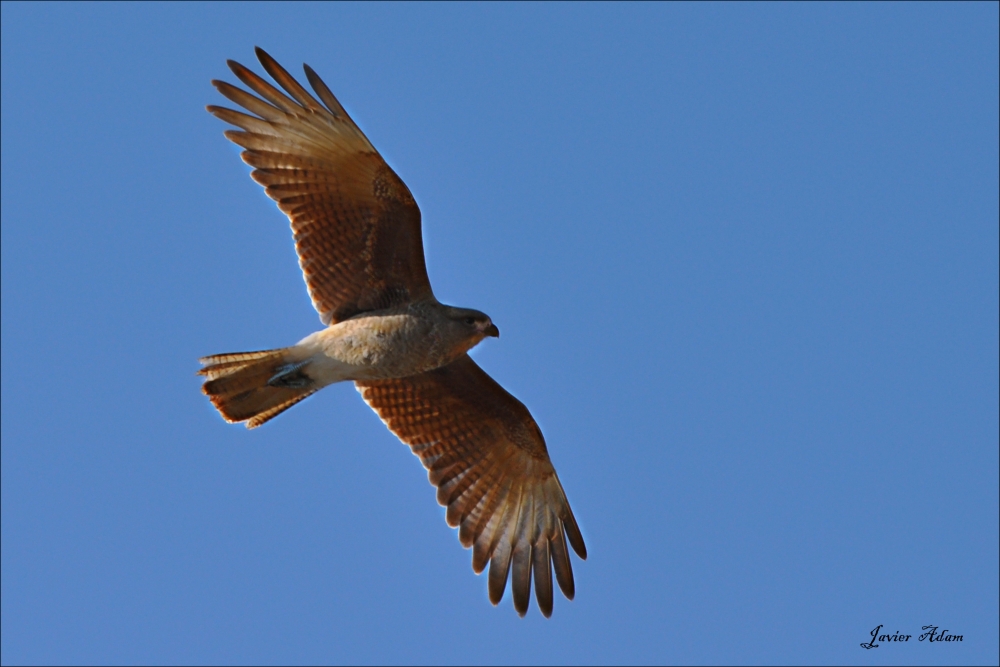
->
442, 306, 499, 352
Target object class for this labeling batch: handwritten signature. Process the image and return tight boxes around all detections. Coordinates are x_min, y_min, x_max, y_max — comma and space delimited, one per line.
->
861, 625, 963, 649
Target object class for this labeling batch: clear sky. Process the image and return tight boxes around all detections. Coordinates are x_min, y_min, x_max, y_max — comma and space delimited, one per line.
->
2, 3, 997, 665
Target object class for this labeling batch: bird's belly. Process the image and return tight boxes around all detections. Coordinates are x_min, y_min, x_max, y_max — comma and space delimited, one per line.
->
297, 314, 441, 382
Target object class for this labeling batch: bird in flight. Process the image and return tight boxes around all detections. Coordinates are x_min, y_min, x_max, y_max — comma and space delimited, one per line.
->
198, 48, 586, 617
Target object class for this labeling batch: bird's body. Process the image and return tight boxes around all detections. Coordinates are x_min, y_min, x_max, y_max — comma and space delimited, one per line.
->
299, 301, 498, 382
297, 307, 442, 383
202, 300, 498, 425
199, 48, 585, 617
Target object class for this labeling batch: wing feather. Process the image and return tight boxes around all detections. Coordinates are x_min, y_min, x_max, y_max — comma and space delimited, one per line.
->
487, 488, 518, 605
550, 524, 575, 600
227, 58, 302, 114
212, 80, 288, 123
510, 488, 534, 617
533, 529, 554, 618
210, 48, 432, 324
254, 46, 326, 112
304, 63, 350, 118
356, 354, 586, 616
471, 474, 515, 574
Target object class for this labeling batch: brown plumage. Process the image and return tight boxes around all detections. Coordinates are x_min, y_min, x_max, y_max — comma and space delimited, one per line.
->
208, 51, 431, 325
199, 47, 585, 617
357, 354, 586, 617
199, 349, 318, 428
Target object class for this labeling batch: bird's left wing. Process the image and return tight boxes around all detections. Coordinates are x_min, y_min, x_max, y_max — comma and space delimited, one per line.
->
356, 354, 586, 617
207, 48, 433, 325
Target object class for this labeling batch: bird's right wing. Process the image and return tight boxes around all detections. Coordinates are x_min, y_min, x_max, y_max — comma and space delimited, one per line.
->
208, 47, 433, 325
356, 354, 586, 618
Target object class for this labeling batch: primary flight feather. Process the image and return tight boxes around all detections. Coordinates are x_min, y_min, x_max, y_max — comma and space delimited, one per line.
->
199, 47, 586, 617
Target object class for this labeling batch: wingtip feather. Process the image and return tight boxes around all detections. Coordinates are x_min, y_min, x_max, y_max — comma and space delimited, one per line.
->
303, 63, 348, 118
562, 509, 587, 560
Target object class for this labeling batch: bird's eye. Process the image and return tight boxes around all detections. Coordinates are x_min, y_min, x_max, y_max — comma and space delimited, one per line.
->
464, 317, 476, 325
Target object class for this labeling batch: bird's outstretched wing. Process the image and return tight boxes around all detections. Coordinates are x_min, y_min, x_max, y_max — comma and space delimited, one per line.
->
208, 47, 433, 325
356, 354, 587, 617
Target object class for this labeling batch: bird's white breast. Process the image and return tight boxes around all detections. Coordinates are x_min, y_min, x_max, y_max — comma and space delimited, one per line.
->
293, 310, 442, 384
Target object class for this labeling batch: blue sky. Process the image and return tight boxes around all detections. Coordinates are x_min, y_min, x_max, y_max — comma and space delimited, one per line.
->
2, 3, 997, 665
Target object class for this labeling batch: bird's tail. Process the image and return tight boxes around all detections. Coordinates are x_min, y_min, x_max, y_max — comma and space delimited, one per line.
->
198, 348, 318, 428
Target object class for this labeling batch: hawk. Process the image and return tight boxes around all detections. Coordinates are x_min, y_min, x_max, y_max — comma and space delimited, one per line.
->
198, 48, 586, 617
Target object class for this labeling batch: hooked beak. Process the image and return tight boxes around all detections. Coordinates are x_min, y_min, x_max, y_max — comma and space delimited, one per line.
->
484, 323, 500, 338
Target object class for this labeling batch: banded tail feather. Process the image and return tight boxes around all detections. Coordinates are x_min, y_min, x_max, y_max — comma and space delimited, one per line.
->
198, 348, 317, 428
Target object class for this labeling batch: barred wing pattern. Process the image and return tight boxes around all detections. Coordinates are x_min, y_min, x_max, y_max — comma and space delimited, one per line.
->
356, 354, 587, 617
208, 47, 432, 324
